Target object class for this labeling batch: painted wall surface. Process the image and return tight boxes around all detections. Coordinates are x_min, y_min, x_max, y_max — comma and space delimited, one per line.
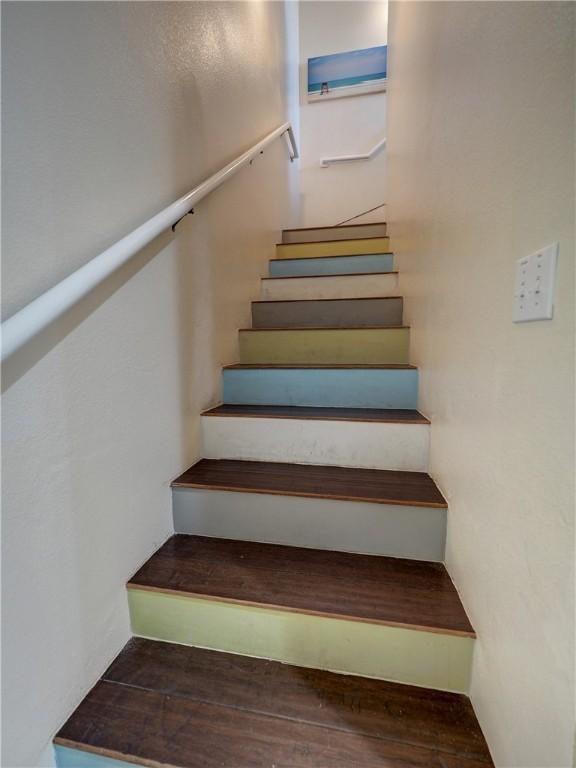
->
386, 3, 575, 766
298, 1, 387, 226
1, 2, 298, 766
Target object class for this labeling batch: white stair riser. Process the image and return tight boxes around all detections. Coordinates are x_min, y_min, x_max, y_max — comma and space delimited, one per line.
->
261, 272, 399, 301
173, 489, 447, 562
202, 417, 429, 471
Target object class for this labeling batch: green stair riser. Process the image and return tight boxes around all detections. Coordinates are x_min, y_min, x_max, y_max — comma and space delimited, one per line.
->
239, 328, 410, 365
276, 237, 390, 259
128, 589, 474, 693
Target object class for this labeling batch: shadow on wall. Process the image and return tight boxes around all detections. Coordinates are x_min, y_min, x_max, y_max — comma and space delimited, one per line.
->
1, 230, 174, 395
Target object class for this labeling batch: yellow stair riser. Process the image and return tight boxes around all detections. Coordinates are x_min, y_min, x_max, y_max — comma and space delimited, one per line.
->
239, 328, 410, 365
128, 588, 474, 694
276, 237, 390, 259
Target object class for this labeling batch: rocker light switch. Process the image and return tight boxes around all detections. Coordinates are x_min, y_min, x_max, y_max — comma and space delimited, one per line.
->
513, 242, 558, 323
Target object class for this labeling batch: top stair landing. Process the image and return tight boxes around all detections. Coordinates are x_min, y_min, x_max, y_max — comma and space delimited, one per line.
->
282, 221, 387, 243
276, 236, 390, 260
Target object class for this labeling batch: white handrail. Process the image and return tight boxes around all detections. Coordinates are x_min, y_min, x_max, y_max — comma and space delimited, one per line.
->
1, 122, 298, 362
320, 137, 386, 168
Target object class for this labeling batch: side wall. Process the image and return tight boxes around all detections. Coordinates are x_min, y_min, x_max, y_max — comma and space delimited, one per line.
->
298, 1, 387, 226
387, 3, 575, 766
1, 2, 298, 765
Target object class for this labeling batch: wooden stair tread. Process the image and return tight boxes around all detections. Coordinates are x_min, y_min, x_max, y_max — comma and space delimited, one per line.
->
54, 637, 492, 767
240, 325, 409, 331
128, 535, 473, 636
271, 251, 394, 262
224, 363, 417, 369
202, 404, 430, 423
276, 236, 389, 247
283, 221, 387, 233
172, 459, 445, 508
263, 270, 398, 280
254, 296, 402, 303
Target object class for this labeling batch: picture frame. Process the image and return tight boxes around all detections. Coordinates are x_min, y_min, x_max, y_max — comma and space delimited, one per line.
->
307, 45, 387, 103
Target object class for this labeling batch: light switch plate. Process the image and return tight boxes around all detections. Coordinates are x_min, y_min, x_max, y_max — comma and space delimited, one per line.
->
513, 242, 558, 322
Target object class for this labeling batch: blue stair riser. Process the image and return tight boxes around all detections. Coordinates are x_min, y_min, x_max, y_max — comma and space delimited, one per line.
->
222, 368, 419, 409
269, 253, 394, 278
55, 746, 134, 768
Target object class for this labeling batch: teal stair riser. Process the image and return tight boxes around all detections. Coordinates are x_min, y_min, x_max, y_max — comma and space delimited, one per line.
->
55, 746, 133, 768
269, 253, 393, 277
222, 368, 419, 409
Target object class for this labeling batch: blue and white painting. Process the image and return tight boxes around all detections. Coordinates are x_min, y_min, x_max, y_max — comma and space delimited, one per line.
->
307, 45, 387, 102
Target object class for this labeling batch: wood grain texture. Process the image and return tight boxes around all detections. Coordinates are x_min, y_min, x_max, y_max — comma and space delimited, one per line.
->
54, 683, 486, 768
202, 404, 430, 424
127, 535, 473, 636
106, 639, 491, 761
55, 639, 492, 767
172, 458, 446, 507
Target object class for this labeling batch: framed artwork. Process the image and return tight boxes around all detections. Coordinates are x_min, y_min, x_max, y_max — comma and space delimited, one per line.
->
307, 45, 387, 102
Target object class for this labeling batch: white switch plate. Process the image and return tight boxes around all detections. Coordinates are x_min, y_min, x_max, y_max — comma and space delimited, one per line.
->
513, 242, 558, 322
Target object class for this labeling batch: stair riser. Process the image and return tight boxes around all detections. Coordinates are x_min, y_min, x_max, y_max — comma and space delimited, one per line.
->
269, 254, 394, 278
282, 224, 387, 243
201, 417, 429, 471
276, 237, 390, 259
252, 298, 403, 329
128, 590, 473, 693
261, 272, 399, 301
173, 489, 447, 561
55, 746, 132, 768
239, 328, 410, 365
222, 368, 419, 409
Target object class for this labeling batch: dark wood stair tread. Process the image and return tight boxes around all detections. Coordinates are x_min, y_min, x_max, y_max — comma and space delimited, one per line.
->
55, 638, 492, 767
276, 236, 390, 247
263, 270, 398, 280
172, 458, 445, 508
271, 251, 394, 262
254, 296, 402, 303
202, 404, 430, 424
283, 221, 387, 233
128, 535, 473, 636
224, 363, 417, 369
240, 325, 410, 331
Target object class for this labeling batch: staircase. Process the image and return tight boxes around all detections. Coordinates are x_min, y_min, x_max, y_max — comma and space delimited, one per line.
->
53, 222, 493, 767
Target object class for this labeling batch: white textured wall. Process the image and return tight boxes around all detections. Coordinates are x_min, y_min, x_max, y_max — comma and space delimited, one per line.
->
387, 3, 575, 766
1, 2, 298, 766
298, 1, 387, 226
